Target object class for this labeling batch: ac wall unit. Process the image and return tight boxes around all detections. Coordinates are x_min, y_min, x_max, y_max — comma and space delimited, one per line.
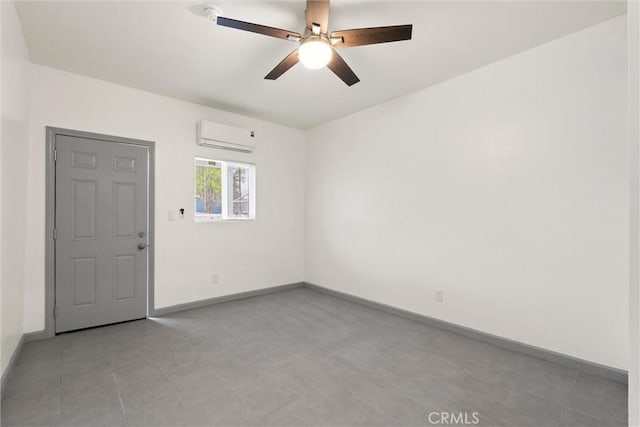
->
197, 120, 256, 152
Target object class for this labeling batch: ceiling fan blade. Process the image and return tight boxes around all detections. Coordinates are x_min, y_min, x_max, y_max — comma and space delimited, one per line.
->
217, 16, 301, 41
265, 50, 300, 80
306, 0, 329, 34
331, 25, 412, 48
327, 49, 360, 87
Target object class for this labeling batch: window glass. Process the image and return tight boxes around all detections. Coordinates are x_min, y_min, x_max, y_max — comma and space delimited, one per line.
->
195, 158, 255, 221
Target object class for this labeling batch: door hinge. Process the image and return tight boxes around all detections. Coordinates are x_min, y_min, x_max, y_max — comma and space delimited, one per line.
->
53, 149, 57, 162
53, 228, 57, 240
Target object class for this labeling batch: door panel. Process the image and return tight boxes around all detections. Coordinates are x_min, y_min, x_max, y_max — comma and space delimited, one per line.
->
113, 182, 136, 237
113, 255, 136, 301
71, 180, 97, 239
72, 257, 96, 306
55, 135, 149, 333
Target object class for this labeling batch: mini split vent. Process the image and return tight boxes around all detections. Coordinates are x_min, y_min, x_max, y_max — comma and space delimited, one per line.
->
197, 120, 256, 153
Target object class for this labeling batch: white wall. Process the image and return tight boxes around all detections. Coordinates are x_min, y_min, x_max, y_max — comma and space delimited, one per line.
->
306, 16, 628, 369
10, 7, 630, 376
1, 1, 30, 376
628, 0, 639, 423
24, 65, 305, 332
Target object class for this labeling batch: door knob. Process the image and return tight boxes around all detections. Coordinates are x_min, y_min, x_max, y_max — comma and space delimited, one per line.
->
137, 231, 148, 250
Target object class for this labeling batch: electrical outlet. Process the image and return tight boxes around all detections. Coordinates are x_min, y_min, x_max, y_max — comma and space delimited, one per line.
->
435, 289, 443, 303
211, 274, 218, 285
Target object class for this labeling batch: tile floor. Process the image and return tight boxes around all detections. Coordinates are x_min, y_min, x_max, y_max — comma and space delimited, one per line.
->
1, 287, 628, 426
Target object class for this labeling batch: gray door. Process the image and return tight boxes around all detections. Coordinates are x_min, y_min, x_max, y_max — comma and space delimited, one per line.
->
55, 134, 149, 332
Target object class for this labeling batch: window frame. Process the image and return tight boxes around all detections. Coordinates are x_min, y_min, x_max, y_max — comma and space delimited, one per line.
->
194, 157, 256, 222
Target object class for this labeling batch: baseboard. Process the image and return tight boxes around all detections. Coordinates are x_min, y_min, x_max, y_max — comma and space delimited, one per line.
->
150, 282, 305, 317
303, 282, 628, 384
23, 330, 51, 342
1, 335, 25, 395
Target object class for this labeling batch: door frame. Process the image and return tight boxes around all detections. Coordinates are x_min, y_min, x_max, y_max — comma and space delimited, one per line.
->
45, 127, 156, 337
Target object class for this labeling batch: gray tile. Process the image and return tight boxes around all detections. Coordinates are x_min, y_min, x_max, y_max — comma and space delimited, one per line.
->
496, 390, 565, 427
60, 362, 117, 398
486, 345, 576, 382
449, 370, 564, 427
558, 383, 628, 422
3, 361, 61, 400
123, 395, 187, 427
215, 366, 301, 418
16, 339, 63, 367
153, 344, 202, 369
61, 344, 113, 370
115, 362, 178, 409
2, 288, 628, 427
146, 334, 192, 353
258, 398, 331, 427
1, 389, 61, 427
574, 371, 628, 401
166, 361, 231, 408
187, 387, 257, 426
272, 354, 354, 395
341, 368, 457, 426
495, 362, 577, 403
559, 407, 627, 427
384, 345, 464, 387
59, 387, 125, 427
220, 337, 300, 370
304, 389, 392, 426
327, 336, 395, 370
111, 343, 155, 369
426, 329, 494, 360
419, 333, 506, 384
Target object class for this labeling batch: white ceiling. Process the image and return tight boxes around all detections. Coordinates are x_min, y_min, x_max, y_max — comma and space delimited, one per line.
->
16, 1, 626, 129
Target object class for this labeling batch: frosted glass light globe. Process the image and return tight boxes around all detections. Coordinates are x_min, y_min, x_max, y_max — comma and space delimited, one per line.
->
299, 39, 332, 69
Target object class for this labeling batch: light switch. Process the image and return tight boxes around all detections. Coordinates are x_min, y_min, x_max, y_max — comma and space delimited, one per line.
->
168, 210, 176, 221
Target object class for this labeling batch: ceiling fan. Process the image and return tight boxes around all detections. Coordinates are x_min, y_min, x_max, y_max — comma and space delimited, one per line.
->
215, 0, 413, 86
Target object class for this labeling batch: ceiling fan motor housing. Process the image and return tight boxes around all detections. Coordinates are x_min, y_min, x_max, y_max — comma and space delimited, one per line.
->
203, 4, 222, 22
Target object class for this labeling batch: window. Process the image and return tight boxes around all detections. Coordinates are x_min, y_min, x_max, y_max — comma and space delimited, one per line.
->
195, 157, 256, 221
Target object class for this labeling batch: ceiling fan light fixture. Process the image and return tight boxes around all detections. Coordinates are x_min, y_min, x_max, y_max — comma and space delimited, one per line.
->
298, 38, 332, 69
